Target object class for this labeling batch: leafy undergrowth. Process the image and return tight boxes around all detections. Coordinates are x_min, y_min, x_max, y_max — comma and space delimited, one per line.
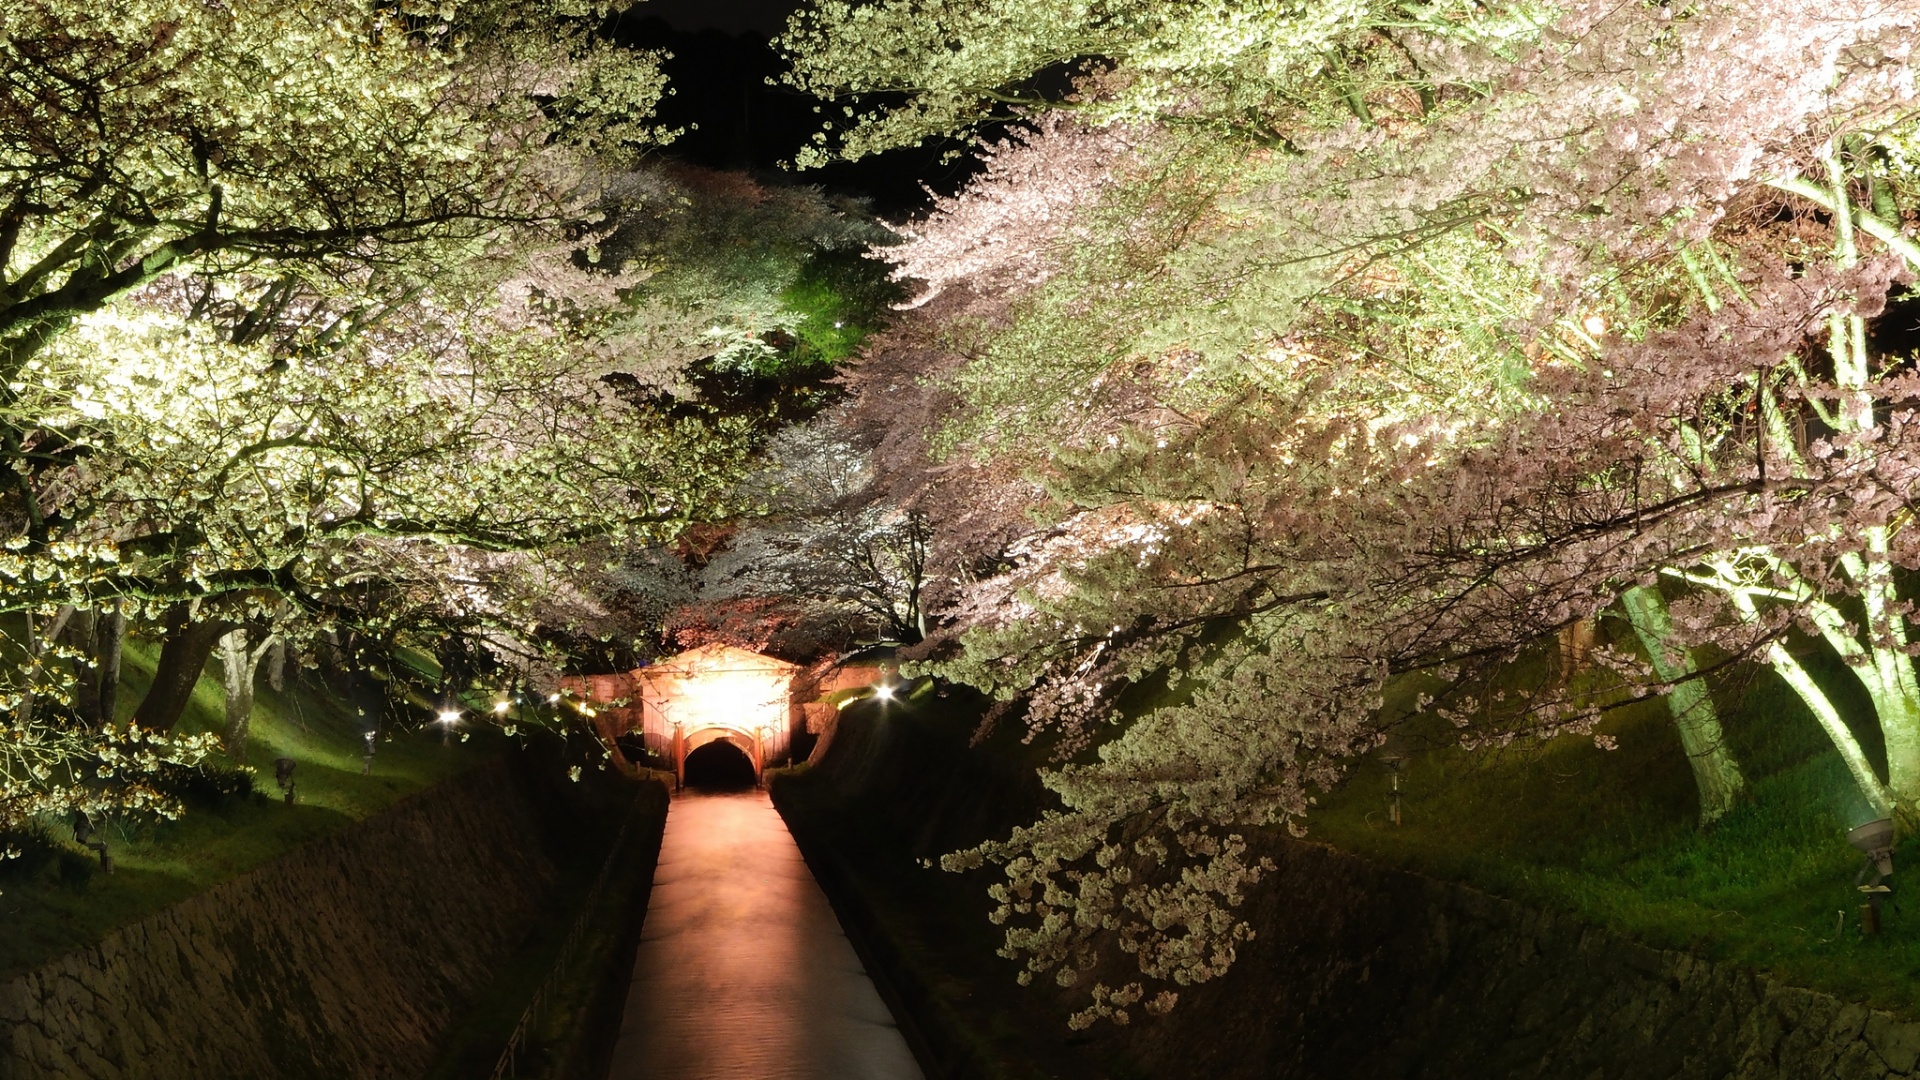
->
1311, 645, 1920, 1015
0, 638, 503, 979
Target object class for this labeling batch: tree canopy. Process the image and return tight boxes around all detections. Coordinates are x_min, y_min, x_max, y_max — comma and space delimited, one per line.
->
779, 0, 1920, 1026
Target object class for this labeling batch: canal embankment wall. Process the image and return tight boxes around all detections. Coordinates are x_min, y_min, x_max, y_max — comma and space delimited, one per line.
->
0, 756, 654, 1080
779, 704, 1920, 1080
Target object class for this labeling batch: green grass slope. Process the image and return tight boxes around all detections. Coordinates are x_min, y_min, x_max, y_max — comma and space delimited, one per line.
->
0, 639, 502, 979
1313, 647, 1920, 1015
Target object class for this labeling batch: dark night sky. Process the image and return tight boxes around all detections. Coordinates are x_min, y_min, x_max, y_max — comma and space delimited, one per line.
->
607, 1, 990, 216
634, 0, 800, 36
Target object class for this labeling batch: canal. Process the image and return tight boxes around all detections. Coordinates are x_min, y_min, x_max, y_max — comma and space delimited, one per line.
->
604, 790, 924, 1080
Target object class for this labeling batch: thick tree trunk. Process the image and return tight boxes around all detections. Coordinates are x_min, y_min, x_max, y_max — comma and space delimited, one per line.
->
66, 608, 99, 723
96, 607, 124, 725
131, 607, 233, 732
265, 636, 286, 692
1622, 584, 1747, 825
219, 629, 257, 759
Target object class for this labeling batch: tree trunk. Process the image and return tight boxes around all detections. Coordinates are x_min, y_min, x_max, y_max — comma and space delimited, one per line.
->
66, 608, 99, 723
1719, 583, 1895, 818
1622, 584, 1747, 825
219, 628, 257, 758
131, 607, 233, 732
265, 636, 286, 692
96, 607, 124, 725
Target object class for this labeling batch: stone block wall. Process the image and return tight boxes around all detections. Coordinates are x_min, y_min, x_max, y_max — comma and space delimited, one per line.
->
794, 704, 1920, 1080
0, 761, 557, 1080
1117, 836, 1920, 1080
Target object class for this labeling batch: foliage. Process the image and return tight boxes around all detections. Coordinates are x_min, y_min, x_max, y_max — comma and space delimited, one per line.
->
809, 0, 1920, 1027
0, 1, 755, 833
600, 166, 900, 378
777, 0, 1556, 165
698, 422, 933, 646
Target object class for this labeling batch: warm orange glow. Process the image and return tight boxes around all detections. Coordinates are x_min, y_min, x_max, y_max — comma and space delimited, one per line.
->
659, 657, 789, 734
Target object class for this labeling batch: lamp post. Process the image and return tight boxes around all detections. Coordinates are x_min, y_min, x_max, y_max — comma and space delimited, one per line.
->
1380, 751, 1407, 827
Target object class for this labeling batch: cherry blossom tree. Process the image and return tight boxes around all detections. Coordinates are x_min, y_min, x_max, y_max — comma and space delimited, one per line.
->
0, 0, 700, 832
804, 0, 1920, 1025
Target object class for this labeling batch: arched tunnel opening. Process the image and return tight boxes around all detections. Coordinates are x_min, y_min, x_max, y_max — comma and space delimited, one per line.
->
683, 739, 757, 790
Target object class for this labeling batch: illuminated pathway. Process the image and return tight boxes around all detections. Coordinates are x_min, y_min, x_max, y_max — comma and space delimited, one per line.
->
606, 790, 924, 1080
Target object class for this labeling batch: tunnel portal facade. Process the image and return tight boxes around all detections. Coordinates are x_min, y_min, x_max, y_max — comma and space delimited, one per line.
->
563, 644, 884, 788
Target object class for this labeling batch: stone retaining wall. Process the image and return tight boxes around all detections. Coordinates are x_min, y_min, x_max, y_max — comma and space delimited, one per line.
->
1119, 835, 1920, 1080
798, 704, 1920, 1080
0, 761, 556, 1080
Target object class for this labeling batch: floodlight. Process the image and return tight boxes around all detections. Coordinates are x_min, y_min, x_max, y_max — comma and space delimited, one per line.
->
1848, 817, 1894, 859
1848, 816, 1896, 935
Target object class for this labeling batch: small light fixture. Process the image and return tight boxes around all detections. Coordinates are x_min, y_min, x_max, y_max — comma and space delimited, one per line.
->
1847, 817, 1895, 935
493, 700, 511, 715
1380, 751, 1407, 826
436, 709, 461, 726
274, 757, 298, 805
873, 683, 895, 701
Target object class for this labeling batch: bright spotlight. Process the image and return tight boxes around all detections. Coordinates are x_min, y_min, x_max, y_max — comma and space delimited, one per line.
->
493, 700, 511, 714
548, 693, 561, 704
436, 709, 461, 726
873, 684, 895, 701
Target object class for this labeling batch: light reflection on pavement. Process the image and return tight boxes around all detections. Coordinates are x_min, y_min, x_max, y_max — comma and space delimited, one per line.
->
605, 790, 924, 1080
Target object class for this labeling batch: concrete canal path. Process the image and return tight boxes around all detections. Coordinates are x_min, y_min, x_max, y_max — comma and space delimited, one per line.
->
605, 789, 925, 1080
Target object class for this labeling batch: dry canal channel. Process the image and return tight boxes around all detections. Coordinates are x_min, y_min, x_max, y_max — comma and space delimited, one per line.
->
605, 789, 925, 1080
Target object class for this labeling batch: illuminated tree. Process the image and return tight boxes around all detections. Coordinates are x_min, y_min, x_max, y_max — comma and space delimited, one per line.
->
600, 166, 900, 377
0, 0, 667, 375
816, 0, 1920, 1025
699, 423, 933, 645
0, 0, 713, 831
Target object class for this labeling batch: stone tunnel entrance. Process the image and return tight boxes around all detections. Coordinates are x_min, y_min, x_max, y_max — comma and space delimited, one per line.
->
562, 644, 895, 791
564, 644, 801, 789
681, 738, 758, 789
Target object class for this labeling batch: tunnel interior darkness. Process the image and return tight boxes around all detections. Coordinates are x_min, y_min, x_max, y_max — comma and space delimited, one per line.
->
683, 739, 757, 789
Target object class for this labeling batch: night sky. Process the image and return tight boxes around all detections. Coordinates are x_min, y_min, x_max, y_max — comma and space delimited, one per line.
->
608, 1, 989, 216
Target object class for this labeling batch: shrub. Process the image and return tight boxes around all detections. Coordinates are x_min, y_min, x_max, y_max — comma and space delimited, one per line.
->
0, 825, 59, 884
150, 762, 255, 811
57, 849, 94, 891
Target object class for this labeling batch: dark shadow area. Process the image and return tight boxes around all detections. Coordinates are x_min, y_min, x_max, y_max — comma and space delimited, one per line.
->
602, 16, 991, 217
684, 740, 758, 790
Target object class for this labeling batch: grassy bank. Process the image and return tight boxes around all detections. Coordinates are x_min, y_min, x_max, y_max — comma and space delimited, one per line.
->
783, 633, 1920, 1066
0, 639, 504, 979
1311, 645, 1920, 1015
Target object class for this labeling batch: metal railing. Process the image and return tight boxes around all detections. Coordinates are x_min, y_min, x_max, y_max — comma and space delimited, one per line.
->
488, 793, 645, 1080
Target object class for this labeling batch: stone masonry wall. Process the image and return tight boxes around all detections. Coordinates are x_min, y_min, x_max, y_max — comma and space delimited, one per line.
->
801, 704, 1920, 1080
1115, 835, 1920, 1080
0, 761, 557, 1080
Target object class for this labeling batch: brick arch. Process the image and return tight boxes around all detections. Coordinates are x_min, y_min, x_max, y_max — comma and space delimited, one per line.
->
673, 724, 765, 787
